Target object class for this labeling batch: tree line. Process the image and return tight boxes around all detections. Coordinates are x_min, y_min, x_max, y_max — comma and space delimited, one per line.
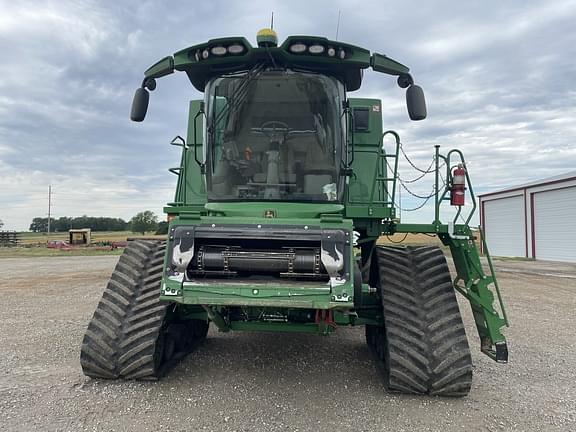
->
28, 212, 169, 235
29, 216, 128, 232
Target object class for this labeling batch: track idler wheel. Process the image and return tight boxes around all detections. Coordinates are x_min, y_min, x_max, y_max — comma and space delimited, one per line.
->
367, 246, 473, 397
80, 240, 208, 380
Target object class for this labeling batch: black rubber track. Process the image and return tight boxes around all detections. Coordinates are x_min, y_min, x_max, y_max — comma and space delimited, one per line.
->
366, 245, 473, 397
80, 240, 208, 380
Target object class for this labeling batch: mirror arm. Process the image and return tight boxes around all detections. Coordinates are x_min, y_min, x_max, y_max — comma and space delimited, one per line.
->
130, 57, 173, 122
144, 56, 175, 79
397, 73, 414, 89
141, 77, 157, 91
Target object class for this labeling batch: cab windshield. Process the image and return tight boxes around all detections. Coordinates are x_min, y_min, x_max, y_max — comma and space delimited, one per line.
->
205, 69, 344, 202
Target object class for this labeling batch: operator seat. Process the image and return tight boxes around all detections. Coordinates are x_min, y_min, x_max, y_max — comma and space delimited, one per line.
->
300, 130, 336, 197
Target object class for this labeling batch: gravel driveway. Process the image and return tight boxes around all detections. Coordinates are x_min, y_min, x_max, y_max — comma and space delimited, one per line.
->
0, 255, 574, 431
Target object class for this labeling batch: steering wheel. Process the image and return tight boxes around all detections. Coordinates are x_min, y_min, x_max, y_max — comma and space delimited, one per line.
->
259, 120, 290, 143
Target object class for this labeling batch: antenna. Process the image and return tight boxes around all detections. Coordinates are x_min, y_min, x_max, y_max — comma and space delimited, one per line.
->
335, 10, 341, 40
270, 12, 274, 30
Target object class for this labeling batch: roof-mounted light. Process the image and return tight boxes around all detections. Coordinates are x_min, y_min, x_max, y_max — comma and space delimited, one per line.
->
202, 49, 210, 59
257, 28, 278, 47
327, 47, 336, 57
210, 46, 227, 56
227, 44, 245, 54
308, 44, 325, 54
289, 43, 307, 53
338, 49, 346, 59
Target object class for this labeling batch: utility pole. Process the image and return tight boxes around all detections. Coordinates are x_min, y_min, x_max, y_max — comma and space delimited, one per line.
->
47, 185, 52, 238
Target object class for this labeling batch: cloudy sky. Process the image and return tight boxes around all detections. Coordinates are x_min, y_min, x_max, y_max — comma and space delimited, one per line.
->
1, 0, 575, 230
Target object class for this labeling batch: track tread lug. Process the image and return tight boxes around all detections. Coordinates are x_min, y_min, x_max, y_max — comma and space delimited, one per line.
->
81, 240, 205, 381
368, 245, 473, 397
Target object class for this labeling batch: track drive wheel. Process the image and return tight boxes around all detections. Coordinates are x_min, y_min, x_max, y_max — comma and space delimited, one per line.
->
367, 246, 473, 397
80, 240, 208, 380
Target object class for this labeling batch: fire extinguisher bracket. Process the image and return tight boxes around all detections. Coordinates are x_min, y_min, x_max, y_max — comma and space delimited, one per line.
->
451, 164, 466, 206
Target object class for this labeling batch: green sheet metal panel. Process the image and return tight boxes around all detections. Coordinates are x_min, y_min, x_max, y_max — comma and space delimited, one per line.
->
345, 98, 394, 219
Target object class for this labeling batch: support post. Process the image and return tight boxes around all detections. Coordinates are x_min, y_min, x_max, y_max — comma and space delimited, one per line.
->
201, 305, 230, 332
47, 185, 52, 239
441, 226, 508, 363
434, 145, 440, 226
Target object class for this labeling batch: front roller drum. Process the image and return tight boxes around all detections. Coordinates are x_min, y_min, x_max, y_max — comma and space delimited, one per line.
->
80, 240, 208, 380
367, 245, 473, 397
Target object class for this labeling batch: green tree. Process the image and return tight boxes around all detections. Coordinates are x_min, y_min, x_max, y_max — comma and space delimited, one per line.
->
0, 218, 3, 230
130, 211, 158, 235
29, 217, 55, 232
155, 221, 169, 235
29, 215, 128, 232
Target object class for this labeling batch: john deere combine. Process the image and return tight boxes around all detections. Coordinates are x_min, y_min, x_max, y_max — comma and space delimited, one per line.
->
81, 29, 508, 396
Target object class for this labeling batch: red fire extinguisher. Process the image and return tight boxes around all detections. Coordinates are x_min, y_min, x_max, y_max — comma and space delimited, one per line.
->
451, 164, 466, 206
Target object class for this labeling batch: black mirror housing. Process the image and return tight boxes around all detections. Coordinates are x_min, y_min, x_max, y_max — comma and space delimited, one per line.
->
406, 85, 427, 121
130, 88, 149, 122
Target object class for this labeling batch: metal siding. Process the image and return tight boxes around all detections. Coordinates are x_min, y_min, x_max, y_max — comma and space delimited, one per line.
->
484, 196, 525, 257
533, 186, 576, 262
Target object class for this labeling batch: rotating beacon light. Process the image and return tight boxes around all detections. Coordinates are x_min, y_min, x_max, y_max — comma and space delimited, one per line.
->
450, 164, 466, 206
256, 28, 278, 47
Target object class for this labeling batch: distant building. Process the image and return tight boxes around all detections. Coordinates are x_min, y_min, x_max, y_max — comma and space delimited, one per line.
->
0, 231, 19, 247
69, 228, 91, 245
479, 171, 576, 262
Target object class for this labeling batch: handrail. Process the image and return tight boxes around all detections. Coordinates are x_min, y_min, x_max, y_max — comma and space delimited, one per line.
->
169, 136, 187, 205
193, 104, 205, 170
381, 131, 401, 208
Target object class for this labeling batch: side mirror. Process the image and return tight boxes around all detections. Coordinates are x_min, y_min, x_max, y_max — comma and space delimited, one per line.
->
130, 88, 149, 122
406, 85, 427, 121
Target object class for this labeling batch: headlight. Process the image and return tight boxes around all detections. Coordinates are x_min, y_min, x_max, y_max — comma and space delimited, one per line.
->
210, 46, 227, 56
202, 49, 210, 59
327, 47, 336, 57
227, 44, 245, 54
308, 44, 325, 54
289, 43, 307, 53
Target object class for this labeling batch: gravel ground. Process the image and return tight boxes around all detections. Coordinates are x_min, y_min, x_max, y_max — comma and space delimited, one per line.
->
0, 255, 575, 432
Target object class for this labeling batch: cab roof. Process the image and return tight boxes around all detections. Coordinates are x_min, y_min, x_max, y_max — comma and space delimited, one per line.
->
144, 34, 412, 92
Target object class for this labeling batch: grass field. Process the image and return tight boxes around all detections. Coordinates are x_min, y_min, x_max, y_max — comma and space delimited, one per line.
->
0, 247, 125, 258
17, 230, 162, 244
0, 231, 164, 258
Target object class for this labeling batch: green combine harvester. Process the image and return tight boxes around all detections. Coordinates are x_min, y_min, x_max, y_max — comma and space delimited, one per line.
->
81, 29, 508, 396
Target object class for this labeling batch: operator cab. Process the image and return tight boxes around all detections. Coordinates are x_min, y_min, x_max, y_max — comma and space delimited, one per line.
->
130, 30, 429, 207
205, 69, 345, 203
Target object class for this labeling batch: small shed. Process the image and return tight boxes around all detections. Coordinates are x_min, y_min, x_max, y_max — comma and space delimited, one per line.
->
479, 171, 576, 262
69, 228, 91, 245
